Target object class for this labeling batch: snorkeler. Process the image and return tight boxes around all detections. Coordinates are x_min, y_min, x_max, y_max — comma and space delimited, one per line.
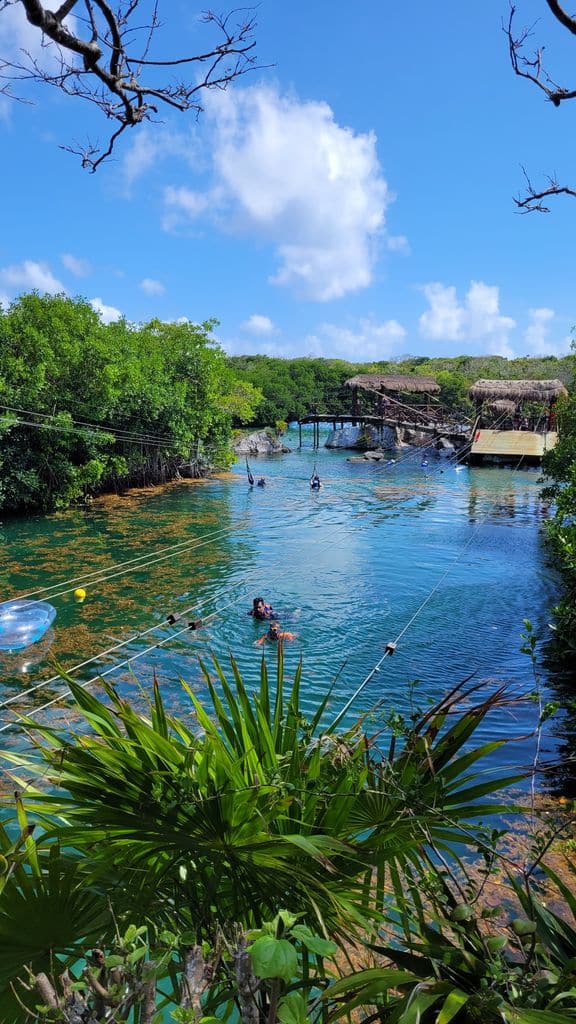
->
257, 477, 266, 487
310, 469, 321, 490
255, 620, 297, 645
249, 597, 274, 620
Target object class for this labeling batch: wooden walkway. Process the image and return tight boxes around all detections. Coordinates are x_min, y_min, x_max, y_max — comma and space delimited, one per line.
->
470, 429, 558, 460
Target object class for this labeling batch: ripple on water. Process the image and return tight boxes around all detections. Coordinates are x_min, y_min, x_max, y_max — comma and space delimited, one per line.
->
0, 433, 563, 782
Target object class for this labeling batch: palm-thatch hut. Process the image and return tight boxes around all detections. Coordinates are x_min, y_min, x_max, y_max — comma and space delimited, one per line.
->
469, 379, 566, 463
345, 374, 440, 394
469, 379, 567, 405
488, 399, 517, 415
344, 373, 442, 426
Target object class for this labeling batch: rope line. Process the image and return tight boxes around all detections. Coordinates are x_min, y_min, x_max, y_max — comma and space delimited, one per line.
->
0, 515, 363, 727
332, 449, 528, 727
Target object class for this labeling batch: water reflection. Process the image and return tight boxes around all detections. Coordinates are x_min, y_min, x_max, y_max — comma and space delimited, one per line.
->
0, 431, 567, 791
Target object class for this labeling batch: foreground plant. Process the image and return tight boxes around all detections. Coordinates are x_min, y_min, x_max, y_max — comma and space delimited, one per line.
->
0, 650, 523, 1020
325, 839, 576, 1023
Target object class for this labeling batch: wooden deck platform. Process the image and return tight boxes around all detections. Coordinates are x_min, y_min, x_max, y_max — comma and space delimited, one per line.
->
470, 429, 558, 460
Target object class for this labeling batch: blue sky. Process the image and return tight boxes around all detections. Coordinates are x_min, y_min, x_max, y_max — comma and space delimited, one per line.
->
1, 0, 576, 360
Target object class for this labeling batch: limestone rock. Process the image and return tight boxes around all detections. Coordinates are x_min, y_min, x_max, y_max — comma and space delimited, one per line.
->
233, 430, 291, 455
326, 424, 397, 449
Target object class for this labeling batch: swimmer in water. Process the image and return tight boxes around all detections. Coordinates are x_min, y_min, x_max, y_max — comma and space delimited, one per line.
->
257, 477, 266, 487
255, 620, 297, 645
249, 596, 274, 620
310, 470, 321, 490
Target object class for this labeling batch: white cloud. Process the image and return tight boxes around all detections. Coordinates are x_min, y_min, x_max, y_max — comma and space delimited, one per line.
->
306, 317, 407, 360
419, 280, 516, 356
241, 314, 277, 336
0, 293, 10, 309
121, 130, 201, 192
0, 3, 77, 120
0, 260, 65, 294
163, 186, 213, 227
522, 307, 570, 356
61, 253, 92, 277
140, 277, 165, 296
387, 234, 410, 255
90, 297, 122, 324
163, 84, 392, 300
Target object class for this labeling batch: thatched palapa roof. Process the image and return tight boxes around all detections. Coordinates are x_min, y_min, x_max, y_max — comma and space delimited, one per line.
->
488, 399, 517, 414
345, 374, 441, 394
469, 379, 568, 403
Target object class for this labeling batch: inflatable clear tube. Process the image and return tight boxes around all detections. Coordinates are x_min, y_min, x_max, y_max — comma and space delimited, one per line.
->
0, 600, 57, 652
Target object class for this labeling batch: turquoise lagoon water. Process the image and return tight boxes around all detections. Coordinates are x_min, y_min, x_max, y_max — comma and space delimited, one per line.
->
0, 427, 567, 784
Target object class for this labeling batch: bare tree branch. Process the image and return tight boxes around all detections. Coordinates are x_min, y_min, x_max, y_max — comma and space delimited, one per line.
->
0, 1, 264, 170
505, 2, 576, 210
514, 165, 576, 212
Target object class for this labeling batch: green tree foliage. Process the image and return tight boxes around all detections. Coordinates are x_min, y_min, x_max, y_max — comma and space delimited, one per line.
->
0, 652, 522, 1021
227, 354, 575, 427
0, 294, 262, 512
542, 381, 576, 659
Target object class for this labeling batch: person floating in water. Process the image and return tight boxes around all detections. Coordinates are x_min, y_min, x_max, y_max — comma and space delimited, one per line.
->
257, 477, 266, 487
255, 619, 297, 644
249, 596, 274, 620
310, 469, 321, 490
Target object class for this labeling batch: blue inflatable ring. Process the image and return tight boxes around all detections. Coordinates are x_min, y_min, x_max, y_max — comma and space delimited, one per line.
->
0, 600, 57, 652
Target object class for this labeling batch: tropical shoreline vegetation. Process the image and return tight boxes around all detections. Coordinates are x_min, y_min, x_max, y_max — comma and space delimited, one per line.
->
0, 294, 262, 514
1, 292, 576, 1020
1, 652, 576, 1023
227, 352, 575, 427
1, 290, 575, 656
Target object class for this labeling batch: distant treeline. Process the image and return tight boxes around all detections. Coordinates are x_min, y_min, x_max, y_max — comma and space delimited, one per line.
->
227, 353, 575, 425
0, 294, 261, 513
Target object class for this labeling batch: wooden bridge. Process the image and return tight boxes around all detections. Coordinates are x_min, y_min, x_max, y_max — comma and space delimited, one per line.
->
298, 374, 471, 449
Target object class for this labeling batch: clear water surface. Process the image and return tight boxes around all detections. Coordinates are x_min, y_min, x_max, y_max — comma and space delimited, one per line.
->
0, 428, 566, 785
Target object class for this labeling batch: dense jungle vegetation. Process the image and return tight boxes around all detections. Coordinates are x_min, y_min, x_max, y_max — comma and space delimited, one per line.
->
228, 352, 576, 425
0, 293, 262, 513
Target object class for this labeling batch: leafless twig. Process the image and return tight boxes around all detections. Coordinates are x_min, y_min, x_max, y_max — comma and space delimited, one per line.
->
0, 1, 263, 170
505, 2, 576, 210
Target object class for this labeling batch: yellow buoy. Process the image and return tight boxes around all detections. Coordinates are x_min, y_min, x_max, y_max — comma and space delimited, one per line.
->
74, 588, 87, 602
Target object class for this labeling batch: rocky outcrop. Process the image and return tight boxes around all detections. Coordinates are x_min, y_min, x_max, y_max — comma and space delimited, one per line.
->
233, 430, 291, 455
325, 424, 398, 449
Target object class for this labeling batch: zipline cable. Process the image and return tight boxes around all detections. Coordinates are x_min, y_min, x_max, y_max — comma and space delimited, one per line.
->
332, 449, 528, 729
0, 410, 523, 725
6, 434, 448, 607
13, 521, 254, 603
0, 576, 252, 714
0, 514, 368, 730
0, 510, 324, 711
10, 522, 252, 606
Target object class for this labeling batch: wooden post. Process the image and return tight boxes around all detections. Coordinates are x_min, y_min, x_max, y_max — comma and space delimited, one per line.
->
298, 421, 302, 449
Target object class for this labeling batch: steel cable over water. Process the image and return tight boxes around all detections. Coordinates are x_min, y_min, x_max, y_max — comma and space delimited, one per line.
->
0, 408, 518, 731
0, 442, 529, 732
9, 428, 471, 607
332, 449, 529, 728
0, 513, 376, 731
